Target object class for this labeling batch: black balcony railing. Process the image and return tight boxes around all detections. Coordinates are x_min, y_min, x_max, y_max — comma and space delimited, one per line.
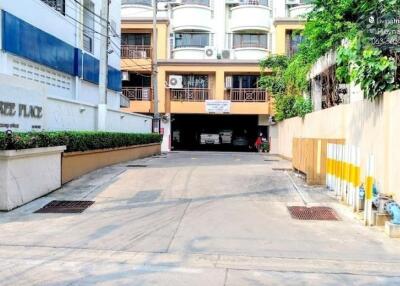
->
41, 0, 65, 15
121, 45, 152, 59
225, 88, 267, 102
122, 87, 153, 101
170, 88, 210, 102
122, 0, 152, 6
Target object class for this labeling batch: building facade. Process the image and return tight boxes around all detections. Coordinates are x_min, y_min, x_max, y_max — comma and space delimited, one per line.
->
0, 0, 152, 133
121, 0, 312, 151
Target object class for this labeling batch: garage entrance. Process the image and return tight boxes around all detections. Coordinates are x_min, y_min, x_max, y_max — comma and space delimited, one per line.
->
171, 114, 268, 151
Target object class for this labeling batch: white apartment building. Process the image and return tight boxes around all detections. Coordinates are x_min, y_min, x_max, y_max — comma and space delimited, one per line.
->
121, 0, 313, 151
0, 0, 152, 133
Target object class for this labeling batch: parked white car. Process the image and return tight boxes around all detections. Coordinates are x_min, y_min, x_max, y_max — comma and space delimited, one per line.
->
219, 130, 233, 144
200, 133, 220, 145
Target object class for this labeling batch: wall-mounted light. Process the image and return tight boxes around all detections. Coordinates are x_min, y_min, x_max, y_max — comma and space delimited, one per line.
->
80, 107, 86, 113
120, 115, 125, 119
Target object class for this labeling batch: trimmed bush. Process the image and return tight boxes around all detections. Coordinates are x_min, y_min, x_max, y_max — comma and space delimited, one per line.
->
0, 131, 162, 152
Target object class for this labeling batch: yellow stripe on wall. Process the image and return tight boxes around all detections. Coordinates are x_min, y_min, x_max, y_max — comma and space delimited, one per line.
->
365, 176, 374, 200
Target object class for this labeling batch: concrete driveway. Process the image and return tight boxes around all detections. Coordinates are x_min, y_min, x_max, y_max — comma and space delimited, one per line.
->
0, 151, 400, 285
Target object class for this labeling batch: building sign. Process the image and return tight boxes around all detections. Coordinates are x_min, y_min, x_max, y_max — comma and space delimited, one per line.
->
205, 100, 231, 114
0, 75, 45, 131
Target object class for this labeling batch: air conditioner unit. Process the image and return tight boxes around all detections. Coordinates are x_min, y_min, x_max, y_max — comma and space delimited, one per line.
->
122, 71, 130, 81
204, 46, 217, 59
225, 76, 233, 89
168, 75, 183, 89
221, 49, 232, 60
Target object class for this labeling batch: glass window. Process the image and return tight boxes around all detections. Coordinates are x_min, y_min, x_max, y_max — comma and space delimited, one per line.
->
122, 34, 151, 46
175, 33, 209, 48
83, 0, 95, 53
232, 75, 259, 88
232, 34, 268, 49
182, 75, 209, 88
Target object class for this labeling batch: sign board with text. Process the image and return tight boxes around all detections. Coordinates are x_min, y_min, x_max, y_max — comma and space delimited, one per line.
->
0, 75, 45, 131
205, 100, 231, 114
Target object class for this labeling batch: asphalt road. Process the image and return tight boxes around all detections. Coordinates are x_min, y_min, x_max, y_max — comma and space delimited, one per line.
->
0, 151, 399, 285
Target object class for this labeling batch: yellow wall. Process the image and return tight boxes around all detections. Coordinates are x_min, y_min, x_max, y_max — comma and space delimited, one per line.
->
121, 21, 169, 72
157, 64, 271, 115
275, 22, 305, 55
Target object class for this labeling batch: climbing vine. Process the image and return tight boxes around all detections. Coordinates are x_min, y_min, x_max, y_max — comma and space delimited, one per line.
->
260, 0, 400, 119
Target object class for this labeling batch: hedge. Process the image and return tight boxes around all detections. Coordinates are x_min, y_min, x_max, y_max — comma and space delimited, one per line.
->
0, 131, 162, 152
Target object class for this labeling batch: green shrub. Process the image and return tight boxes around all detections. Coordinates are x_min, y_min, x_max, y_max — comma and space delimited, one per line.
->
0, 131, 162, 152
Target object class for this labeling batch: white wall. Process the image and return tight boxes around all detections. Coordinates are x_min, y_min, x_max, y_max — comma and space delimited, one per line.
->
0, 74, 152, 133
272, 90, 400, 201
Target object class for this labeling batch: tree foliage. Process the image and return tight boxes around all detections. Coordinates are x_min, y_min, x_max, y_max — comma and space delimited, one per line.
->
260, 0, 400, 116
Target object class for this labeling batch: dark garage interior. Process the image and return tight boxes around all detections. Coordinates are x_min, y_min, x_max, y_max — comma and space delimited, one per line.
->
171, 114, 268, 151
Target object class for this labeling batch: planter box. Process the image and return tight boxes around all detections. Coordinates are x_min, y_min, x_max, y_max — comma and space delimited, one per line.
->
62, 143, 161, 184
0, 146, 66, 211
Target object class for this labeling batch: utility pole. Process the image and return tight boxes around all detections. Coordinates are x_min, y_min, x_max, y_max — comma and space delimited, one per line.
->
152, 0, 160, 133
98, 0, 110, 131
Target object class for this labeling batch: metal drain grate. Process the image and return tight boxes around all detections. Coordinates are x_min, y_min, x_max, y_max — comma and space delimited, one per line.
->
35, 200, 94, 214
126, 164, 148, 168
288, 206, 340, 221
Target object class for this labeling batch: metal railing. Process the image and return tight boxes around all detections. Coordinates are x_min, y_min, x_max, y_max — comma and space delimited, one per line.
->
181, 0, 210, 6
122, 87, 153, 101
226, 88, 267, 102
121, 0, 152, 6
121, 45, 152, 59
170, 88, 210, 102
238, 0, 269, 7
41, 0, 65, 14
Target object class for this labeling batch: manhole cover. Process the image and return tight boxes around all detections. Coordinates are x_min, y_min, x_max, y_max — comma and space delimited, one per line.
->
126, 164, 147, 168
287, 206, 340, 221
35, 200, 94, 214
272, 168, 292, 171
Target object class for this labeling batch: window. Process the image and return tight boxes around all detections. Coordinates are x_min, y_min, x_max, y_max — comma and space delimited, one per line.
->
121, 0, 152, 6
83, 0, 95, 53
41, 0, 65, 15
232, 75, 259, 89
182, 75, 209, 88
286, 30, 304, 57
232, 34, 268, 49
122, 34, 151, 46
175, 33, 210, 48
181, 0, 210, 6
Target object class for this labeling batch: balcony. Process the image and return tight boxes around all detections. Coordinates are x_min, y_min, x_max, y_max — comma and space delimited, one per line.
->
228, 33, 270, 60
172, 32, 213, 59
121, 0, 154, 19
225, 89, 267, 102
289, 3, 314, 18
230, 1, 272, 32
41, 0, 65, 15
121, 45, 152, 59
170, 88, 211, 102
122, 87, 153, 101
172, 2, 213, 31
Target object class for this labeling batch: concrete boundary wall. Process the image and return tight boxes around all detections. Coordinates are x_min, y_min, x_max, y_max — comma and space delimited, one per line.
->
0, 74, 153, 133
62, 143, 161, 184
270, 90, 400, 200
